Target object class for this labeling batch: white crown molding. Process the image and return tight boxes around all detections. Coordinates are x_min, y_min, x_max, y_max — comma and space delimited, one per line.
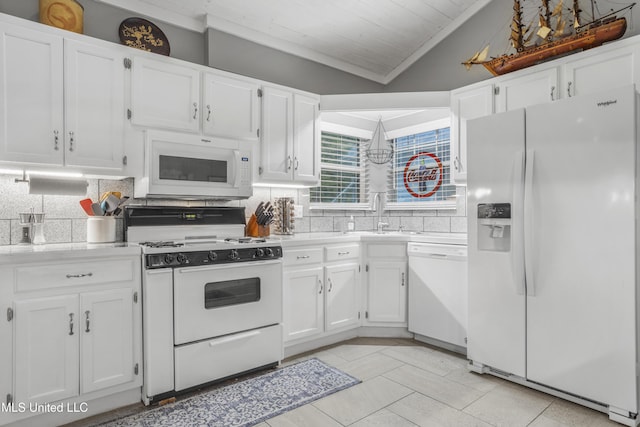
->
381, 0, 493, 84
94, 0, 206, 32
95, 0, 491, 85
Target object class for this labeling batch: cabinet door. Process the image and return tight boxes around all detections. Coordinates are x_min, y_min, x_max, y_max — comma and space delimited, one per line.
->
130, 56, 200, 132
80, 288, 134, 394
260, 86, 293, 181
495, 68, 559, 112
293, 94, 320, 184
564, 44, 640, 98
283, 266, 324, 342
0, 23, 64, 165
14, 295, 79, 404
450, 84, 494, 183
325, 263, 360, 332
64, 39, 125, 170
202, 73, 260, 140
367, 261, 406, 323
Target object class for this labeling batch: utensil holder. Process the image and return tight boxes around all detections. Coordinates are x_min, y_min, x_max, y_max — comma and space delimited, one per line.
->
87, 217, 116, 243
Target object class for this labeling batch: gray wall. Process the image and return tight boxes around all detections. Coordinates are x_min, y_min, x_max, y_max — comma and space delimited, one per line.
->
0, 0, 205, 65
206, 28, 384, 95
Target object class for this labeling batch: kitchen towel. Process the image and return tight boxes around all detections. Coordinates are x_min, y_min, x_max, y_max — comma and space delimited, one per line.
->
28, 177, 88, 196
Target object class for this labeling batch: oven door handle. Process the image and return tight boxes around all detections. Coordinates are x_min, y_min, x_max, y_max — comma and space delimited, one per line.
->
174, 259, 282, 274
209, 329, 261, 346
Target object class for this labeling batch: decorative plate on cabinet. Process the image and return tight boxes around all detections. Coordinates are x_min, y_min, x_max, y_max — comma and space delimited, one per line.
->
119, 17, 170, 56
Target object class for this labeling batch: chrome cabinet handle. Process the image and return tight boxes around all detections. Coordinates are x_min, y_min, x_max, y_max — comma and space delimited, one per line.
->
318, 279, 323, 294
85, 310, 90, 333
453, 156, 460, 171
54, 130, 59, 151
193, 102, 198, 119
338, 251, 350, 256
68, 313, 74, 336
567, 82, 572, 97
68, 131, 74, 152
327, 278, 333, 292
297, 255, 310, 259
550, 86, 555, 101
295, 157, 299, 170
287, 156, 293, 170
401, 272, 405, 286
66, 273, 93, 279
206, 104, 211, 121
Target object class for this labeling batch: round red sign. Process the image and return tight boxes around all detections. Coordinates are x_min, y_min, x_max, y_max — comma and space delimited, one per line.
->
402, 152, 443, 198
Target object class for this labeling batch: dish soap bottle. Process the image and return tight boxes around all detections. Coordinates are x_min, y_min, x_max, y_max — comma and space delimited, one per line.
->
347, 215, 355, 232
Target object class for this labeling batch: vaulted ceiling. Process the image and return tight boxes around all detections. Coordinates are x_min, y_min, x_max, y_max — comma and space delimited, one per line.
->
95, 0, 491, 84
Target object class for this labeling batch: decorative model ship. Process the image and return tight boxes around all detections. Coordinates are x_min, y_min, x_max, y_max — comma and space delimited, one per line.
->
463, 0, 635, 76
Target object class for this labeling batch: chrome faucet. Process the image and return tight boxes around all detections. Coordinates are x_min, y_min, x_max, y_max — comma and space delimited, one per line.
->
372, 192, 388, 233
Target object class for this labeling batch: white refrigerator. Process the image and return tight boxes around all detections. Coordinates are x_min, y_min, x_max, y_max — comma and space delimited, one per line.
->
467, 85, 639, 425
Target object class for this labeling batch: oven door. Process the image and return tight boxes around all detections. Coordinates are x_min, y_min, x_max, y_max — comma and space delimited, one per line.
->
173, 259, 282, 345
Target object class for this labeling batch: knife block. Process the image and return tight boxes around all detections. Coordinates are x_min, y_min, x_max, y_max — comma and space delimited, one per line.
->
246, 214, 270, 237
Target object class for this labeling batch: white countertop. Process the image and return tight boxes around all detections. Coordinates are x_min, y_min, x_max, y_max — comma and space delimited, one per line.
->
0, 242, 141, 264
277, 231, 467, 247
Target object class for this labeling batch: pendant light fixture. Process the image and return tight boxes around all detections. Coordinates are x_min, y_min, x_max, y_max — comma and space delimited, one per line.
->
366, 118, 393, 164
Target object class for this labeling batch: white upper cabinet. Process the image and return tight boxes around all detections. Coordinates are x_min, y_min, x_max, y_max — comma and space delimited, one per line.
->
64, 39, 125, 170
0, 23, 126, 173
202, 72, 260, 140
260, 86, 320, 185
450, 83, 494, 183
130, 56, 200, 133
563, 43, 640, 98
293, 93, 320, 183
495, 67, 559, 113
0, 23, 64, 165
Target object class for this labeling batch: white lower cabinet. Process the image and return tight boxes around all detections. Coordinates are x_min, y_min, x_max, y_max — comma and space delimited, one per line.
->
4, 252, 142, 425
364, 244, 407, 326
283, 243, 360, 346
283, 266, 324, 342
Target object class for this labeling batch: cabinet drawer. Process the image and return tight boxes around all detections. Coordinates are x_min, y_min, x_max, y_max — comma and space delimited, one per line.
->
367, 244, 406, 258
15, 258, 137, 292
283, 247, 323, 266
325, 244, 360, 262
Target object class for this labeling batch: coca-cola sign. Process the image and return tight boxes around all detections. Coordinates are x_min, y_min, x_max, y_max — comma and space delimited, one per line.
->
403, 152, 443, 198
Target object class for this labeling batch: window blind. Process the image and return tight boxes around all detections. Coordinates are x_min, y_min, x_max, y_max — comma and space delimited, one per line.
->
310, 132, 365, 204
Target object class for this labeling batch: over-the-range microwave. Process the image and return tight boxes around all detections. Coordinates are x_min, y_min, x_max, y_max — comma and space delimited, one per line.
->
134, 131, 253, 200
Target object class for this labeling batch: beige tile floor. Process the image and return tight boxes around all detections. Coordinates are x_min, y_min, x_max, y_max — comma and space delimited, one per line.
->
69, 338, 620, 427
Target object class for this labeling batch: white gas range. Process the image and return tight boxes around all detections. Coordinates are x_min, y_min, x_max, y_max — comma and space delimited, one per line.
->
124, 206, 283, 405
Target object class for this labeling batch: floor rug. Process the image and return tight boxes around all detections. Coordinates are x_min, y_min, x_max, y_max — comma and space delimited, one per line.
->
102, 358, 360, 427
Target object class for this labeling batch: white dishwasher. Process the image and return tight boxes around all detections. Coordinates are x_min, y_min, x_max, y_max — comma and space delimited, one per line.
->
408, 241, 468, 350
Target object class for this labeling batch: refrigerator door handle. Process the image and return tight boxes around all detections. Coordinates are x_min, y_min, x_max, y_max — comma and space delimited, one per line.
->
511, 150, 526, 295
524, 149, 536, 296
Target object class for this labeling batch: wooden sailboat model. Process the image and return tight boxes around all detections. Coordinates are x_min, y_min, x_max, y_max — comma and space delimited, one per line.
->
464, 0, 635, 76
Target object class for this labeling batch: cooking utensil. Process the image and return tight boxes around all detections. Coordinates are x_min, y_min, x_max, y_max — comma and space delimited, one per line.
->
91, 202, 104, 216
103, 194, 121, 214
99, 191, 122, 203
80, 198, 94, 216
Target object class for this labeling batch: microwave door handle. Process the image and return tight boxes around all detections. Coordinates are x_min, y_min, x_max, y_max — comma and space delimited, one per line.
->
231, 150, 241, 187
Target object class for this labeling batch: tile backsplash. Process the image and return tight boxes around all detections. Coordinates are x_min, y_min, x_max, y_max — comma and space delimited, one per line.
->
0, 175, 467, 245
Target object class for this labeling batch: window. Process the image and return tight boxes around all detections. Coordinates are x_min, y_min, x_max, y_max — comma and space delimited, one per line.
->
388, 127, 455, 207
310, 132, 366, 205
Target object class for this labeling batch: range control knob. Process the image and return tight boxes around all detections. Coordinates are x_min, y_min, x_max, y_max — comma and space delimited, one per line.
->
265, 247, 274, 257
208, 251, 218, 261
255, 248, 265, 258
228, 249, 240, 261
176, 253, 188, 264
163, 254, 174, 265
